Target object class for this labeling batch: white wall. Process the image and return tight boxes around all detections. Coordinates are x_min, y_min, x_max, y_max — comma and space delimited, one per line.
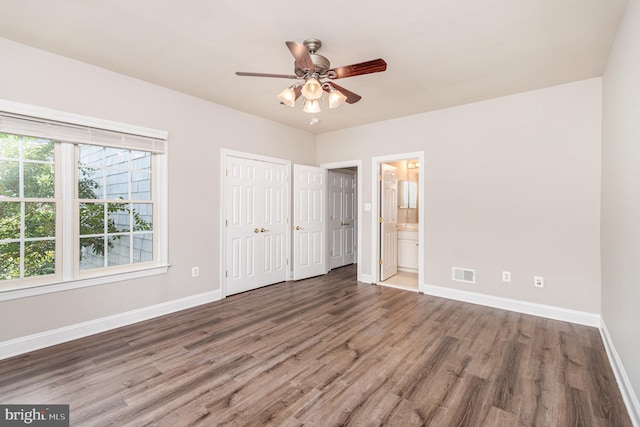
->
317, 78, 602, 314
602, 0, 640, 409
0, 38, 316, 341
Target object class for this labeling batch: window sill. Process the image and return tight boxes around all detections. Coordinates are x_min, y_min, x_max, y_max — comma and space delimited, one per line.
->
0, 265, 170, 302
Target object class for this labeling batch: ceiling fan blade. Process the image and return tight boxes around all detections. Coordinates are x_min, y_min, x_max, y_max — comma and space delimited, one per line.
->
328, 58, 387, 79
236, 71, 299, 79
324, 82, 362, 104
286, 41, 315, 73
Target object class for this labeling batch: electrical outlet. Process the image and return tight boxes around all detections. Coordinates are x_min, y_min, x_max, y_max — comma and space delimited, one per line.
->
192, 266, 199, 277
502, 271, 511, 282
534, 276, 544, 288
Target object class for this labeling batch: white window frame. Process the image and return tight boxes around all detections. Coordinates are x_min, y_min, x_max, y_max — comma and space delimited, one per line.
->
0, 100, 168, 301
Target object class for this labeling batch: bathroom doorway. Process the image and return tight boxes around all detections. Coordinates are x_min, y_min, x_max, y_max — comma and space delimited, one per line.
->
372, 152, 424, 292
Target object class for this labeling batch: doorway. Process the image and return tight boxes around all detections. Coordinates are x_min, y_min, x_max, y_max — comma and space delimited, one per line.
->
320, 160, 363, 282
372, 152, 424, 292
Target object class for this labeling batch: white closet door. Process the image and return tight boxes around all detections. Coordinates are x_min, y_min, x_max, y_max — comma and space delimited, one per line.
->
380, 163, 398, 281
329, 171, 344, 269
225, 156, 287, 295
329, 170, 357, 269
293, 164, 326, 280
342, 172, 356, 265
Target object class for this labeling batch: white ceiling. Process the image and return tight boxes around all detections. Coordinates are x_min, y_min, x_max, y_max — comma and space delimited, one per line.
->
0, 0, 628, 134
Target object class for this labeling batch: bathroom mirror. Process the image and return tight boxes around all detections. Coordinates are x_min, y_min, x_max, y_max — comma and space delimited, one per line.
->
398, 180, 417, 209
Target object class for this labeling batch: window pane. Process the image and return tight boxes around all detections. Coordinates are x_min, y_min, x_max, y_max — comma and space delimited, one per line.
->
105, 148, 129, 167
24, 240, 55, 277
23, 138, 54, 161
0, 242, 20, 280
105, 169, 129, 199
133, 234, 153, 263
108, 202, 130, 233
78, 165, 103, 199
25, 202, 56, 238
0, 202, 21, 240
131, 172, 152, 200
78, 145, 104, 199
0, 160, 20, 197
0, 134, 20, 159
80, 203, 105, 235
24, 163, 55, 198
80, 237, 105, 270
108, 234, 130, 266
131, 151, 151, 171
132, 203, 153, 231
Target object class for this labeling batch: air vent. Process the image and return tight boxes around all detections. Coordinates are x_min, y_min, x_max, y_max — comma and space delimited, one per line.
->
452, 267, 476, 284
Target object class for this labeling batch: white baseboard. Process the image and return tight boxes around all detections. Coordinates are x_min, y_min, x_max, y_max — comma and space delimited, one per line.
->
600, 320, 640, 427
0, 290, 222, 361
420, 282, 601, 327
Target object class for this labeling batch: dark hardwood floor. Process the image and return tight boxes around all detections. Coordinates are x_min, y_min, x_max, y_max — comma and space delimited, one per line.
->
0, 265, 632, 426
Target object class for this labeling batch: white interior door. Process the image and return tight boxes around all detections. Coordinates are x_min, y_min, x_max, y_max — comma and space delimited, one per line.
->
293, 164, 326, 280
329, 170, 356, 269
380, 163, 398, 281
343, 172, 356, 265
329, 171, 344, 269
225, 156, 288, 295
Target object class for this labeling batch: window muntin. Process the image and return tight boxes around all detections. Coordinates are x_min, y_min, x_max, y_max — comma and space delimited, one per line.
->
0, 133, 57, 281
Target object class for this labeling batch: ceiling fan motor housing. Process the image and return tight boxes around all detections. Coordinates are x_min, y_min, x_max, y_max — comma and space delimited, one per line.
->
294, 38, 331, 77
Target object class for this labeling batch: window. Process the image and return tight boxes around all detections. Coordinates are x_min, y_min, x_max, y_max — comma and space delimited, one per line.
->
78, 145, 154, 270
0, 134, 59, 281
0, 100, 167, 298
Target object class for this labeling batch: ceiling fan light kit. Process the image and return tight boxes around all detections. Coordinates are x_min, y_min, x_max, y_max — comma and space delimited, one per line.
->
277, 86, 298, 107
303, 99, 321, 113
301, 75, 323, 100
236, 38, 387, 115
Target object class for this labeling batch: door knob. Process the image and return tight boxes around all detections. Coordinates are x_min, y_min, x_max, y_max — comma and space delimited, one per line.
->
260, 228, 269, 233
295, 225, 303, 230
254, 228, 260, 233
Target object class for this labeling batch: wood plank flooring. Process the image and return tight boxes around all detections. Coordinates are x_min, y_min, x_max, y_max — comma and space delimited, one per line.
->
0, 265, 632, 426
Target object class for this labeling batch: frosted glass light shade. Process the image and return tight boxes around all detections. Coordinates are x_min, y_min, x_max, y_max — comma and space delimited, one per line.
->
303, 99, 321, 113
301, 78, 323, 100
328, 89, 347, 108
277, 87, 296, 107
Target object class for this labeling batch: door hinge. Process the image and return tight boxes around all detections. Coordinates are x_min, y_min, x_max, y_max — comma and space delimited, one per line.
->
330, 250, 333, 257
379, 259, 383, 265
226, 168, 229, 176
379, 217, 384, 223
225, 219, 228, 227
225, 270, 228, 277
378, 174, 383, 181
286, 258, 289, 265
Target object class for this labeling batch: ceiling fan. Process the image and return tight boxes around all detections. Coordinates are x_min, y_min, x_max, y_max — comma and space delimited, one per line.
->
235, 39, 387, 113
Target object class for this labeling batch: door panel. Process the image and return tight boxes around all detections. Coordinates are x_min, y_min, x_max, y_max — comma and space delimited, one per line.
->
343, 173, 356, 265
293, 164, 326, 280
380, 164, 398, 281
225, 156, 287, 295
329, 171, 344, 269
329, 170, 357, 269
